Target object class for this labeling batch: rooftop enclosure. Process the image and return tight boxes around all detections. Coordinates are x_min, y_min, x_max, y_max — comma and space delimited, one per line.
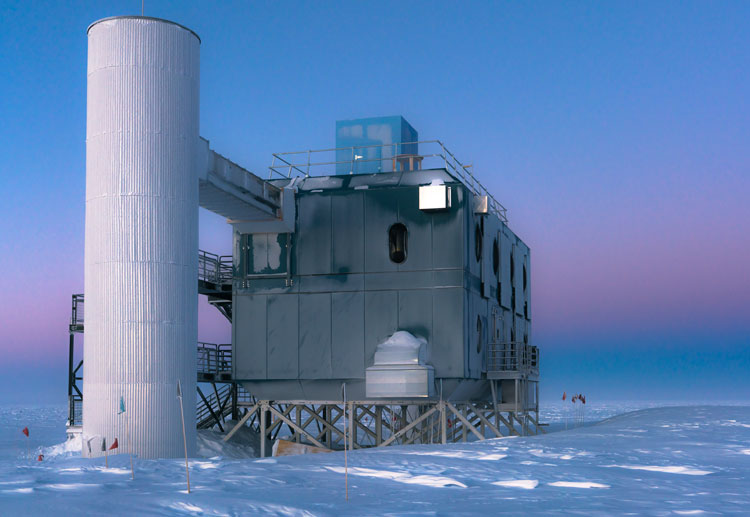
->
335, 116, 418, 175
232, 118, 536, 404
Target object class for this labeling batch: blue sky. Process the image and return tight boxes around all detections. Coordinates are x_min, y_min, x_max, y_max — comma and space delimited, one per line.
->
0, 1, 748, 404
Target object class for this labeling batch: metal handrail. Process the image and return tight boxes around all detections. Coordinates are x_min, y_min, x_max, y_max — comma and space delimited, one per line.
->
68, 395, 82, 427
268, 140, 508, 222
486, 342, 539, 374
70, 294, 84, 329
198, 250, 233, 286
197, 342, 232, 376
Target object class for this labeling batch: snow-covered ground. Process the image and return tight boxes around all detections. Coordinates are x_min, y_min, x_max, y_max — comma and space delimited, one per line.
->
1, 404, 748, 515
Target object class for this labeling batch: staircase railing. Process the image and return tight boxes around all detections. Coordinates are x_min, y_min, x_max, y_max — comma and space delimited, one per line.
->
196, 383, 253, 429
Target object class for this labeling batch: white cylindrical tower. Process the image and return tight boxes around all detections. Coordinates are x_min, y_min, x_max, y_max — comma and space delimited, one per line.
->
83, 16, 200, 458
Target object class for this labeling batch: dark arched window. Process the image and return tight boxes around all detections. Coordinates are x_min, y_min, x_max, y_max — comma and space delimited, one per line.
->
523, 264, 527, 291
389, 223, 408, 264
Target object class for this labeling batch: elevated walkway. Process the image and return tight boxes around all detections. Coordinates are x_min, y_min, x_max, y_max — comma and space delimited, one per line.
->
199, 138, 282, 222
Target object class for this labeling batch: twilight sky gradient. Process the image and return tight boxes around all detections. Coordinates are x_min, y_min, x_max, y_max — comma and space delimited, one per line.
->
1, 1, 748, 404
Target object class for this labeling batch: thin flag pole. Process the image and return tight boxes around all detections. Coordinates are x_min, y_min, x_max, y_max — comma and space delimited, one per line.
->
126, 415, 134, 479
342, 383, 348, 502
177, 380, 191, 493
22, 427, 30, 461
120, 396, 134, 480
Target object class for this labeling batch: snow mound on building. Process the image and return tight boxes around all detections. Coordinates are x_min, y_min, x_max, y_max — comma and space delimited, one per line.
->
374, 331, 430, 365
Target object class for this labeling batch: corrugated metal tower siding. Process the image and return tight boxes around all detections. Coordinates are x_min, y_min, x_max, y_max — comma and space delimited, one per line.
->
84, 18, 199, 459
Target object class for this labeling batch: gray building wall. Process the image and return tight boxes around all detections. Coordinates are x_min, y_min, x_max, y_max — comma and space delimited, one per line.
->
232, 169, 532, 399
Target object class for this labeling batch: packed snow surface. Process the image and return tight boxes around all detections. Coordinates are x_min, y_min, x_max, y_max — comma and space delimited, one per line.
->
1, 405, 749, 515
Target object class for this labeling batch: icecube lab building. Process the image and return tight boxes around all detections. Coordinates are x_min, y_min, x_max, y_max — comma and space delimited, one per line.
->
70, 16, 541, 459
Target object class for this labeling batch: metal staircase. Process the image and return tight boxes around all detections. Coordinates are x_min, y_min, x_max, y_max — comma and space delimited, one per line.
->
196, 383, 253, 430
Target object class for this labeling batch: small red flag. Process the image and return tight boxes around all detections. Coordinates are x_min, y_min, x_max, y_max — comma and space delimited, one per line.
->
572, 395, 577, 403
37, 454, 43, 461
109, 438, 118, 450
582, 395, 586, 404
562, 391, 566, 401
22, 427, 29, 437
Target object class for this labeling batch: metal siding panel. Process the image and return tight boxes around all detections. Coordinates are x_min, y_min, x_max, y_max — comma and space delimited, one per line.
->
482, 217, 492, 299
299, 293, 332, 379
234, 295, 267, 379
467, 292, 486, 378
486, 217, 500, 300
500, 229, 512, 309
524, 246, 531, 321
267, 294, 299, 379
332, 193, 364, 273
84, 18, 199, 458
331, 292, 365, 378
365, 271, 434, 291
433, 185, 464, 269
433, 269, 464, 288
503, 309, 514, 342
364, 291, 398, 368
431, 288, 464, 377
397, 188, 432, 271
364, 190, 397, 273
298, 273, 364, 293
514, 243, 524, 316
397, 290, 433, 342
515, 317, 525, 346
469, 199, 482, 279
298, 194, 332, 275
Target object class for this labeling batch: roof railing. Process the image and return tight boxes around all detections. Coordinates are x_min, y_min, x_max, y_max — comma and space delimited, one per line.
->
269, 140, 508, 222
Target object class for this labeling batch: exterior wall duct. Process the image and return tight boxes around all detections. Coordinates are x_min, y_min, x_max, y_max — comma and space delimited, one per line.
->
83, 16, 200, 458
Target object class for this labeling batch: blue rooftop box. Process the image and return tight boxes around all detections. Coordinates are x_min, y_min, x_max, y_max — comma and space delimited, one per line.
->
335, 116, 418, 174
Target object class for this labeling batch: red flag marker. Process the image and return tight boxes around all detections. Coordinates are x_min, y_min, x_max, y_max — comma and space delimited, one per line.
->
562, 392, 566, 401
37, 454, 43, 462
109, 438, 119, 451
22, 427, 30, 460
